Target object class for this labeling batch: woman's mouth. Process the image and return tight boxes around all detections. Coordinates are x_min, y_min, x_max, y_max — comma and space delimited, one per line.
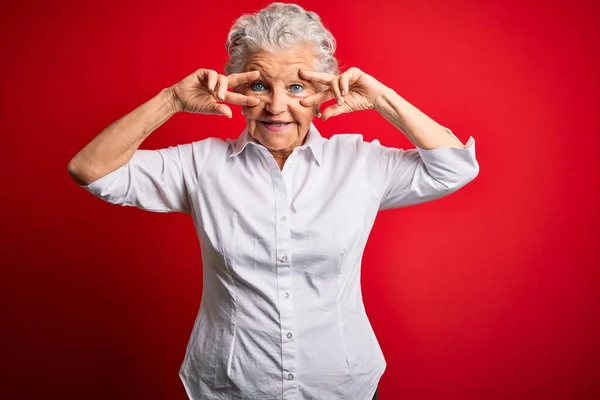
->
260, 121, 292, 132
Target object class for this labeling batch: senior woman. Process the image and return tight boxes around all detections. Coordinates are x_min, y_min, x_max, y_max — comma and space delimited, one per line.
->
68, 2, 478, 399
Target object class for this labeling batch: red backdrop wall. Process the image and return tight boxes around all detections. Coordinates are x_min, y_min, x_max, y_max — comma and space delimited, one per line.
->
1, 0, 598, 398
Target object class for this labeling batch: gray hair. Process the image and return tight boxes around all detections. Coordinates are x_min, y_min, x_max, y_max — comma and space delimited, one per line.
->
224, 2, 339, 77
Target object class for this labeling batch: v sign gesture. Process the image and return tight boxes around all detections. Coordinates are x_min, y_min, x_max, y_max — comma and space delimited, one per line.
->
298, 67, 466, 149
171, 69, 261, 117
298, 67, 388, 121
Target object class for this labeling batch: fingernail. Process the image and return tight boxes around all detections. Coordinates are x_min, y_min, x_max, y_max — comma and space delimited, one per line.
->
337, 99, 342, 106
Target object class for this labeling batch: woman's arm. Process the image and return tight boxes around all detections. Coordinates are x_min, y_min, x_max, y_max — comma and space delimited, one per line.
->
68, 68, 260, 186
374, 87, 465, 150
298, 68, 478, 210
67, 87, 180, 186
298, 68, 466, 150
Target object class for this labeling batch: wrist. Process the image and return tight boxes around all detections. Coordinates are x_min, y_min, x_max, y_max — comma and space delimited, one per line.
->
164, 87, 183, 114
373, 86, 395, 113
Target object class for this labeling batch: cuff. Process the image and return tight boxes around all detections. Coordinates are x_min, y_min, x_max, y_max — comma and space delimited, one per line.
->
80, 163, 128, 197
416, 136, 478, 184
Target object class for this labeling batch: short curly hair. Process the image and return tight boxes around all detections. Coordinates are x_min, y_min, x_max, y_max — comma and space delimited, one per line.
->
224, 2, 339, 77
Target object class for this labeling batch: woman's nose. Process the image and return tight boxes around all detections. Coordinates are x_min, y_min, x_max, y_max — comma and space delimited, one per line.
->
265, 89, 289, 115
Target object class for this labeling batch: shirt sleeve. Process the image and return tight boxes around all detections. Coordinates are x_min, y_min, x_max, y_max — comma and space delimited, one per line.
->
80, 143, 199, 213
359, 127, 480, 211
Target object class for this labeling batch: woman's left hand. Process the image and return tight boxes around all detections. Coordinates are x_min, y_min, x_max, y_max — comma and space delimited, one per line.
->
299, 67, 388, 120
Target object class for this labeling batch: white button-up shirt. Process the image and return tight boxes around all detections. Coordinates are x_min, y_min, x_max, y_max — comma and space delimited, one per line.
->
82, 122, 479, 400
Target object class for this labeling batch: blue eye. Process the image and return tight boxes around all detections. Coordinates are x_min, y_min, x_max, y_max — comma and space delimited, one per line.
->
250, 81, 266, 91
290, 84, 304, 93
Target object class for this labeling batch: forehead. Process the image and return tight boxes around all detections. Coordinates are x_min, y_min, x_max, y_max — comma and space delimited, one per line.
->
245, 44, 315, 81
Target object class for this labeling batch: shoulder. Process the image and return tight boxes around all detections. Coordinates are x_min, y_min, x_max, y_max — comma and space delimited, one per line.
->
326, 133, 391, 156
170, 136, 231, 172
327, 132, 363, 144
326, 133, 365, 152
327, 133, 390, 147
181, 136, 229, 152
179, 136, 233, 155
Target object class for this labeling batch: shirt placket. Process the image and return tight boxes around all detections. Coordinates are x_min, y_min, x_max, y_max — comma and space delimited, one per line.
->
267, 151, 298, 399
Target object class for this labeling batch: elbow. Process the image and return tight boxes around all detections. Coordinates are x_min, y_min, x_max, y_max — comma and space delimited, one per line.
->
67, 157, 94, 186
464, 162, 480, 183
448, 163, 480, 190
432, 163, 479, 192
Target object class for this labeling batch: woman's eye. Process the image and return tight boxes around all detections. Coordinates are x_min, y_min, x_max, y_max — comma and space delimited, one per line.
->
250, 81, 266, 91
290, 84, 304, 93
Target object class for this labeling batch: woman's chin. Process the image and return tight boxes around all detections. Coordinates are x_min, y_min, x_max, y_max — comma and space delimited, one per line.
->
258, 136, 294, 151
252, 126, 297, 147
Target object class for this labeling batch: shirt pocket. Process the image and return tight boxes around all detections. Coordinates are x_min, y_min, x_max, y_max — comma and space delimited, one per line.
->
293, 247, 345, 312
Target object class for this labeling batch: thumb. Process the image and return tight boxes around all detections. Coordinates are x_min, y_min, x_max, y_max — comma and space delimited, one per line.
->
209, 103, 233, 118
321, 104, 346, 121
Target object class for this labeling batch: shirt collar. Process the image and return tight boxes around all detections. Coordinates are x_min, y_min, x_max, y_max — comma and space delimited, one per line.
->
228, 122, 323, 166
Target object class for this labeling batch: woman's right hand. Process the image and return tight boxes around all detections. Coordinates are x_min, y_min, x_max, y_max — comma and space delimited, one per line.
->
169, 69, 261, 117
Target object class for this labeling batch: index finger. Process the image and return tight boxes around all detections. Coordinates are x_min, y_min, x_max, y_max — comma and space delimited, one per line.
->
223, 92, 261, 106
298, 69, 335, 84
227, 70, 261, 88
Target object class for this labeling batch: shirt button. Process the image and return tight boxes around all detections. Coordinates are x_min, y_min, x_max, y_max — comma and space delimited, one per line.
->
284, 292, 289, 299
287, 373, 294, 380
286, 332, 293, 339
280, 216, 287, 221
280, 255, 288, 262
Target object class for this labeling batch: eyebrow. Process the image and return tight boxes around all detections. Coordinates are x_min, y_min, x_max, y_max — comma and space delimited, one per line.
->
247, 67, 314, 86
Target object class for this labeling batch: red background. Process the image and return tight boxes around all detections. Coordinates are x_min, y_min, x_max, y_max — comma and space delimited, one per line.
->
2, 0, 599, 398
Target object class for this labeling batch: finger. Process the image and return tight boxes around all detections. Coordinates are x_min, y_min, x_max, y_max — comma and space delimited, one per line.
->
321, 103, 347, 121
227, 70, 261, 88
298, 69, 335, 84
340, 73, 350, 96
347, 67, 363, 84
331, 76, 343, 106
224, 92, 261, 106
209, 103, 232, 118
300, 90, 333, 107
217, 75, 228, 101
206, 70, 218, 92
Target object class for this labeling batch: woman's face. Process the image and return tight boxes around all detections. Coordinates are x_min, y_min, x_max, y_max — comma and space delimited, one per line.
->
240, 43, 320, 157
